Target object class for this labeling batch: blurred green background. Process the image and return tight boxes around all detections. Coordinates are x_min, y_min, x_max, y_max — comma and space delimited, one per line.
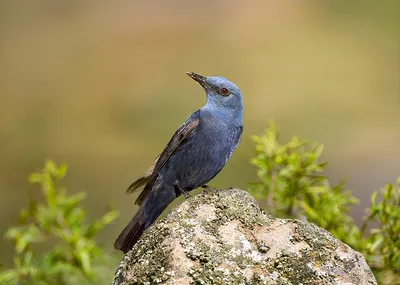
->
0, 0, 399, 266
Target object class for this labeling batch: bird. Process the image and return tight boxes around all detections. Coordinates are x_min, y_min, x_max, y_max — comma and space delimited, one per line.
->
114, 72, 243, 253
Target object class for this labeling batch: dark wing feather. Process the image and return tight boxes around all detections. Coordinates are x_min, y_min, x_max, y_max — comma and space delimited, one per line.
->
127, 113, 200, 205
126, 155, 159, 194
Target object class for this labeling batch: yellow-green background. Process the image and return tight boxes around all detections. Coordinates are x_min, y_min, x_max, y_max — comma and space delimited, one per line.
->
0, 0, 399, 265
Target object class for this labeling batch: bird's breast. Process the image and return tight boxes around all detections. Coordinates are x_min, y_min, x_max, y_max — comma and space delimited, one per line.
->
162, 115, 241, 189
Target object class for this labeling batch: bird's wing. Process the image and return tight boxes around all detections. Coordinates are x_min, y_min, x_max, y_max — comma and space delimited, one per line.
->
125, 155, 160, 194
126, 112, 200, 205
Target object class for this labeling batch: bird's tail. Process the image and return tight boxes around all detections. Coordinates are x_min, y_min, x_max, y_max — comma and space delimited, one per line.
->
114, 209, 145, 254
114, 183, 177, 253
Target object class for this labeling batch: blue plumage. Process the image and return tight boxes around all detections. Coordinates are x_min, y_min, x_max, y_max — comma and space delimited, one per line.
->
114, 72, 243, 253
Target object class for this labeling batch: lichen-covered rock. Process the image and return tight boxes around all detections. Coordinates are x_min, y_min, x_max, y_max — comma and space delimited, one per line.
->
113, 188, 377, 285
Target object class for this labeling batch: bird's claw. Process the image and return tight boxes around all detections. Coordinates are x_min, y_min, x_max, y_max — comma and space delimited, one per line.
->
183, 192, 191, 199
201, 185, 219, 194
174, 181, 190, 199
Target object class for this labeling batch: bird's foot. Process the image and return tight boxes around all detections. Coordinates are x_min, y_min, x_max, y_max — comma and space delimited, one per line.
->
201, 185, 219, 194
173, 181, 191, 199
183, 191, 191, 199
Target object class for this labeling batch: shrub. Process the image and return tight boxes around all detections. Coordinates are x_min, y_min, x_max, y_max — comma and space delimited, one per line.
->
249, 122, 400, 284
0, 160, 119, 285
361, 179, 400, 283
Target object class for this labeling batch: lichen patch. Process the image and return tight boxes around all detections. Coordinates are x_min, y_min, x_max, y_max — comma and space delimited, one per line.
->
193, 204, 217, 221
219, 221, 240, 246
168, 240, 194, 277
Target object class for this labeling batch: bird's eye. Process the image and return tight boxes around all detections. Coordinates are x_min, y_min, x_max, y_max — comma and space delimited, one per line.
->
219, 87, 230, 96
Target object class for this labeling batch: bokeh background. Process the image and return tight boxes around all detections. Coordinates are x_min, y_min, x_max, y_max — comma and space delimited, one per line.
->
0, 0, 399, 265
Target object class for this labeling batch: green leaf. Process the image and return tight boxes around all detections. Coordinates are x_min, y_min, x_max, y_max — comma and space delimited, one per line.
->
86, 209, 119, 238
45, 160, 58, 176
57, 164, 68, 179
28, 173, 42, 184
77, 249, 91, 275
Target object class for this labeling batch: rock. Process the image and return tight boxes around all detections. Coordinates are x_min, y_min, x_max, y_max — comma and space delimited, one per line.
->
112, 188, 377, 285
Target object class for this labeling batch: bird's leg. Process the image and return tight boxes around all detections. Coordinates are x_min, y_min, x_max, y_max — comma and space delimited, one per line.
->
173, 181, 190, 199
201, 184, 219, 194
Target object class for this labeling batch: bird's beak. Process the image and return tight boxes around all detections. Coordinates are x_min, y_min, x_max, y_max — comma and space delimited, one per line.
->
186, 72, 211, 90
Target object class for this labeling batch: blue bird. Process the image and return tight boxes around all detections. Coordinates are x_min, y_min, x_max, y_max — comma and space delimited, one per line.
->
114, 72, 243, 253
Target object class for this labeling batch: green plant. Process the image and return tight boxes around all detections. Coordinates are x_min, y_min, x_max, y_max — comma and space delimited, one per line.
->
0, 160, 119, 285
249, 122, 400, 284
249, 122, 360, 246
361, 179, 400, 283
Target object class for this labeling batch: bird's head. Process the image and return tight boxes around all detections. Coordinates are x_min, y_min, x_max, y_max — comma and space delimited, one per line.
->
186, 72, 243, 114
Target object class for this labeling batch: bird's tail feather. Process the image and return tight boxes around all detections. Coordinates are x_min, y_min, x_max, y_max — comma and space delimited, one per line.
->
115, 184, 177, 253
114, 209, 145, 254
